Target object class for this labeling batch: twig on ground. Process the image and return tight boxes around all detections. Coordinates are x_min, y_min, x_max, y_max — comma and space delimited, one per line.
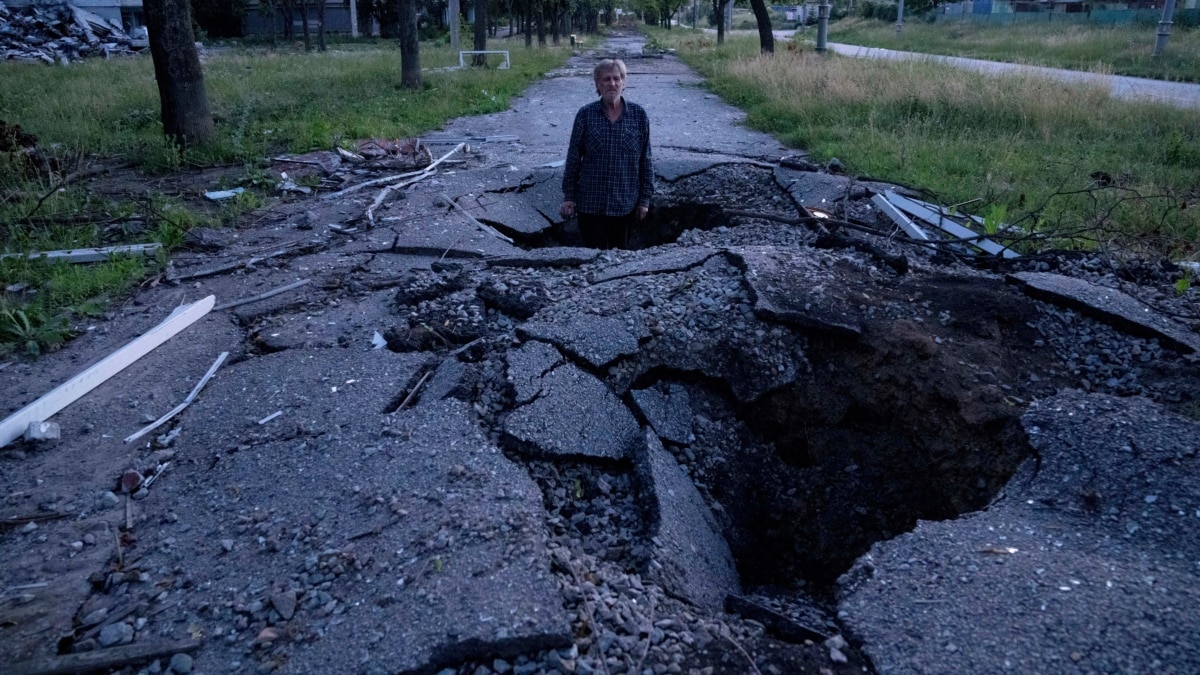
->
324, 143, 465, 200
214, 279, 311, 311
393, 370, 433, 414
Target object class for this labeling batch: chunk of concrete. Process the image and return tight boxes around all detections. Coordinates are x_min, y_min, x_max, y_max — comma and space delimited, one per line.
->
838, 391, 1200, 674
506, 341, 564, 405
729, 246, 866, 337
633, 429, 741, 612
24, 420, 60, 442
420, 357, 468, 403
773, 166, 865, 208
466, 192, 554, 236
654, 158, 726, 183
1008, 271, 1200, 354
520, 311, 648, 369
504, 363, 639, 460
631, 383, 693, 445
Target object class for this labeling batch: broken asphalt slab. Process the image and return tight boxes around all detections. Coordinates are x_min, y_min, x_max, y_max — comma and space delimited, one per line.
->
1008, 271, 1200, 354
139, 351, 572, 673
503, 360, 640, 460
838, 390, 1200, 674
633, 429, 741, 613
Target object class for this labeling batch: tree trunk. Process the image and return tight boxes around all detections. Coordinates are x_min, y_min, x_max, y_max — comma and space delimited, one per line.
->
524, 4, 532, 47
300, 0, 311, 50
714, 0, 726, 44
748, 0, 773, 53
449, 0, 460, 48
536, 5, 545, 45
551, 1, 560, 45
142, 0, 213, 147
317, 0, 326, 51
399, 0, 421, 88
283, 0, 294, 39
473, 0, 487, 65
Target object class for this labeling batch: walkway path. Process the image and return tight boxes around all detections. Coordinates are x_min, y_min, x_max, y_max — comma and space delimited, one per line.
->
827, 42, 1200, 109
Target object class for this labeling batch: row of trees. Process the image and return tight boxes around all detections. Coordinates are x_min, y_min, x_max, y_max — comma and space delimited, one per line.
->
144, 0, 781, 149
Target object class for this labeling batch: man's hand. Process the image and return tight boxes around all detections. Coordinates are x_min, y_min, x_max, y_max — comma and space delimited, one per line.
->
636, 205, 649, 220
560, 201, 577, 218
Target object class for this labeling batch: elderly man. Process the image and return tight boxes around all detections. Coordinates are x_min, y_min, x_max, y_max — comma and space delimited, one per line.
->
560, 59, 654, 250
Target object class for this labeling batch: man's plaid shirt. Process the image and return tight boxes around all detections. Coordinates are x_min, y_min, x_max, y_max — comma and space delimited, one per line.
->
562, 98, 654, 217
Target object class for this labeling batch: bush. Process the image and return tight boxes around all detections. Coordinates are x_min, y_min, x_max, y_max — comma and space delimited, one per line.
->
859, 1, 898, 22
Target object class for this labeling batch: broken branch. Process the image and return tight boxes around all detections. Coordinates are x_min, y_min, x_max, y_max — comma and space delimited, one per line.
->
324, 143, 465, 200
214, 279, 311, 311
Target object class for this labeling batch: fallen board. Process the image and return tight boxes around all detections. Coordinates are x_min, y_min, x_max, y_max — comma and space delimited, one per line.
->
0, 296, 215, 447
871, 193, 929, 241
0, 243, 161, 263
884, 191, 1019, 259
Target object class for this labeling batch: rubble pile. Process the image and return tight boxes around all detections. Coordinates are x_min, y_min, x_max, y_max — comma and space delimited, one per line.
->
0, 1, 146, 64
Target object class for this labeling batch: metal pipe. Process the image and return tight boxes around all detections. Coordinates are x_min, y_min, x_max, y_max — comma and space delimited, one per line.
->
1153, 0, 1178, 57
896, 0, 905, 33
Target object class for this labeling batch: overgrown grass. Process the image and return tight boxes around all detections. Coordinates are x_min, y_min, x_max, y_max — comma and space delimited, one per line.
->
647, 28, 1200, 261
0, 38, 569, 355
0, 38, 567, 168
824, 17, 1200, 82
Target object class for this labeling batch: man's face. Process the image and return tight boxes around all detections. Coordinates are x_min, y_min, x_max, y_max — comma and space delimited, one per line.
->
596, 69, 625, 100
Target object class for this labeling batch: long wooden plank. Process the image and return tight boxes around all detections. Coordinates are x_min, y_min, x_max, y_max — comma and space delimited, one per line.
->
5, 639, 202, 675
885, 191, 1019, 259
871, 193, 929, 241
0, 296, 215, 448
1, 243, 162, 264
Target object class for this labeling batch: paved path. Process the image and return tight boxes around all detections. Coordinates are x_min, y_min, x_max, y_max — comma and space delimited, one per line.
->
827, 42, 1200, 109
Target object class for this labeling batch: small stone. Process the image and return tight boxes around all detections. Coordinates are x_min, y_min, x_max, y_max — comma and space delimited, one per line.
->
255, 626, 281, 644
270, 590, 297, 620
98, 621, 134, 647
19, 522, 37, 534
24, 420, 60, 442
82, 607, 109, 625
828, 647, 848, 664
220, 539, 234, 553
99, 492, 121, 509
83, 533, 97, 545
168, 652, 194, 674
120, 470, 144, 493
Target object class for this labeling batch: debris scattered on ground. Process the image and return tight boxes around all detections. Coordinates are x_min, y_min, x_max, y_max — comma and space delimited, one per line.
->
0, 296, 215, 447
124, 351, 229, 444
1, 243, 162, 264
203, 187, 244, 202
0, 1, 147, 64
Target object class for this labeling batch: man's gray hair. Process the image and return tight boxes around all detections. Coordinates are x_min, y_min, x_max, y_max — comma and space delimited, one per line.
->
593, 59, 627, 81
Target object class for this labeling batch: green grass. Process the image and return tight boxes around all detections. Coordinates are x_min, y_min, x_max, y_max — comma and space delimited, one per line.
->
0, 38, 570, 355
646, 28, 1200, 261
824, 17, 1200, 83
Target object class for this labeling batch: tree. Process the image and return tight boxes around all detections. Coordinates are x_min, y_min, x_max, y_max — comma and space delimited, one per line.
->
712, 0, 730, 44
143, 0, 214, 147
399, 0, 422, 88
473, 0, 487, 64
748, 0, 773, 53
